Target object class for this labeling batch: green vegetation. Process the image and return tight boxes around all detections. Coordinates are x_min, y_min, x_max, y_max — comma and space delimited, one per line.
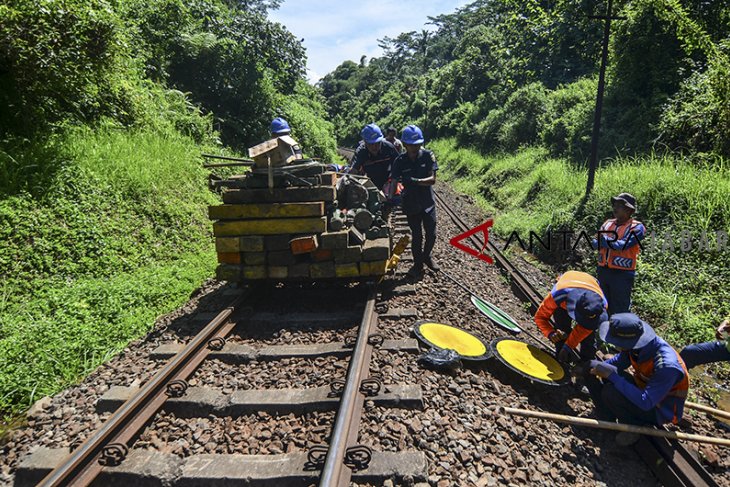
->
431, 138, 730, 348
0, 127, 219, 417
0, 0, 339, 419
320, 0, 730, 355
320, 0, 729, 161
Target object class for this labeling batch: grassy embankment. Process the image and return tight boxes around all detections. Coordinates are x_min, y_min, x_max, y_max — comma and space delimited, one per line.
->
431, 138, 730, 357
0, 126, 224, 422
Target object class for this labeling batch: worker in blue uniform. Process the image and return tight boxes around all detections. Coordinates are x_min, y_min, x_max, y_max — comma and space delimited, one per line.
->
390, 125, 438, 279
587, 313, 689, 444
348, 123, 399, 190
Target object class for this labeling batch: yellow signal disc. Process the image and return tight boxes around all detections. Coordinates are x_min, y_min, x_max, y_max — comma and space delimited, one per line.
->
494, 339, 565, 382
417, 322, 487, 358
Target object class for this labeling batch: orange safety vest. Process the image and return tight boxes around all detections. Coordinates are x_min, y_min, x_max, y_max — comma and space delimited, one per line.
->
630, 347, 689, 424
598, 219, 643, 271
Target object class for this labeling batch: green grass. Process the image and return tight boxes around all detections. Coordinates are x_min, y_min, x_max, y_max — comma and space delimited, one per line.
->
432, 138, 730, 350
0, 125, 222, 419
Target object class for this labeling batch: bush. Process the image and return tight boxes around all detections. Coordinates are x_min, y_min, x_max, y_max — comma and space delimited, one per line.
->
658, 50, 730, 159
275, 81, 338, 162
540, 77, 596, 161
474, 82, 549, 152
0, 0, 136, 133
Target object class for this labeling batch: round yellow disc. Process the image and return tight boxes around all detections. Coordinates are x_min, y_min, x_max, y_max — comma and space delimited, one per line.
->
418, 322, 487, 357
495, 339, 565, 382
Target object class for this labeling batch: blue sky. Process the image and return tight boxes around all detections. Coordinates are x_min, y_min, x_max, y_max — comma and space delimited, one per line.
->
269, 0, 472, 82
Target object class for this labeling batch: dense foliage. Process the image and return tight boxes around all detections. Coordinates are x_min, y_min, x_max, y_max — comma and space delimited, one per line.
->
0, 0, 337, 155
0, 0, 338, 418
319, 0, 729, 162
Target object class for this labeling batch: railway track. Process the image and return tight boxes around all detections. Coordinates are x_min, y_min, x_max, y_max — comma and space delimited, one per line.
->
19, 285, 428, 486
11, 149, 723, 486
433, 190, 719, 487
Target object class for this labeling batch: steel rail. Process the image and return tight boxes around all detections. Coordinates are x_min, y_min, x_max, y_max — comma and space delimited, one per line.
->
37, 292, 251, 487
434, 190, 718, 487
319, 290, 378, 487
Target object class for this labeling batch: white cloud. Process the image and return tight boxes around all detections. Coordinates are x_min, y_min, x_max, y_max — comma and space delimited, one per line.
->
269, 0, 472, 82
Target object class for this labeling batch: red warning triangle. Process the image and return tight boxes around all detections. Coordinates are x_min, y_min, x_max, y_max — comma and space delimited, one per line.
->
449, 219, 494, 264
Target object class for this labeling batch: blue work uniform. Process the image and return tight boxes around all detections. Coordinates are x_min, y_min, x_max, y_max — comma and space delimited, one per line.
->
349, 140, 399, 190
680, 339, 730, 369
586, 337, 688, 425
390, 149, 438, 266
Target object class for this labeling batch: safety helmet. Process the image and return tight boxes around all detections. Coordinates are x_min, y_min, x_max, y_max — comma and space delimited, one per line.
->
270, 117, 291, 135
402, 125, 424, 145
361, 123, 384, 144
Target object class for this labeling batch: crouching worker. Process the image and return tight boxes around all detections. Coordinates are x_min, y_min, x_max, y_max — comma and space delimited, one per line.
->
534, 271, 608, 363
588, 313, 688, 439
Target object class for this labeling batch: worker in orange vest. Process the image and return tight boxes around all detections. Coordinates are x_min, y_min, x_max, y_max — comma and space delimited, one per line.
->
534, 271, 608, 363
592, 193, 646, 315
587, 313, 689, 444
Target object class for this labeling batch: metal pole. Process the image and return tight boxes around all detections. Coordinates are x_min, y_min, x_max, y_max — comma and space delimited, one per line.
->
585, 0, 614, 197
501, 406, 730, 447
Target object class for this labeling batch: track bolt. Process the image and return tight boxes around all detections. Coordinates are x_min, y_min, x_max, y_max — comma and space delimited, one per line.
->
98, 443, 128, 466
166, 379, 189, 398
207, 337, 226, 351
367, 333, 384, 347
359, 377, 382, 397
344, 445, 372, 470
328, 379, 346, 398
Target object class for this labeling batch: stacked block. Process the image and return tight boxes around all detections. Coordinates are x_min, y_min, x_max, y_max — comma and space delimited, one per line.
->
210, 174, 391, 282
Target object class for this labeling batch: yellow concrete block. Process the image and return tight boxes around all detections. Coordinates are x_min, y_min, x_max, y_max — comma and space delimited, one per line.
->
213, 217, 327, 236
335, 263, 360, 278
216, 264, 241, 281
242, 266, 267, 280
242, 252, 266, 265
268, 266, 288, 279
215, 237, 240, 253
209, 202, 325, 220
310, 262, 336, 278
360, 260, 387, 276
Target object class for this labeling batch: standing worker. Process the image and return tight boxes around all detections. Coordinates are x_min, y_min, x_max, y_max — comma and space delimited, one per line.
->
534, 271, 608, 363
680, 318, 730, 369
592, 193, 646, 315
348, 123, 399, 190
385, 126, 404, 153
588, 313, 688, 444
390, 125, 438, 279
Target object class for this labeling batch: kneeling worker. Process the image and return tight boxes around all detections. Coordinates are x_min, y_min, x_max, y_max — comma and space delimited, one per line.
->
534, 271, 608, 363
588, 313, 688, 433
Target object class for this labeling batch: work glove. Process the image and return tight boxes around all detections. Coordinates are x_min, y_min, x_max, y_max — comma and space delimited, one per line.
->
557, 344, 575, 364
548, 329, 566, 344
589, 360, 617, 379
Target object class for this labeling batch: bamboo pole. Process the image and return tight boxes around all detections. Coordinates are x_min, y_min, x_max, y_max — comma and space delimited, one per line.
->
500, 406, 730, 447
686, 401, 730, 421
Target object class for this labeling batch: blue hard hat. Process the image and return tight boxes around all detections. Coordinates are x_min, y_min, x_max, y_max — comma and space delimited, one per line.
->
270, 117, 291, 135
361, 123, 384, 144
402, 125, 424, 145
